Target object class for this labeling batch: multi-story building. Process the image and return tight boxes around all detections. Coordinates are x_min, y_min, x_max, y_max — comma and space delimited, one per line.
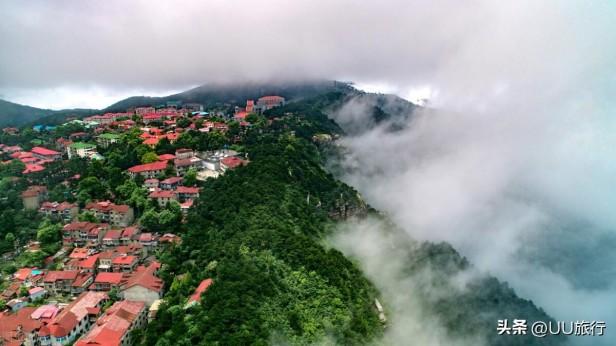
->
31, 146, 63, 161
75, 300, 147, 346
83, 201, 134, 227
127, 161, 168, 179
67, 142, 97, 159
21, 185, 48, 210
39, 202, 79, 222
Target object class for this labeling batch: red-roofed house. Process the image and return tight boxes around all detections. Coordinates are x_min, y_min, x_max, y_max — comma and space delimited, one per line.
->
148, 190, 177, 207
120, 262, 163, 307
39, 201, 79, 222
21, 163, 45, 174
120, 226, 140, 245
102, 229, 122, 248
0, 307, 42, 346
175, 186, 200, 200
112, 255, 138, 273
44, 270, 79, 294
91, 273, 124, 291
127, 161, 168, 179
31, 146, 62, 161
221, 156, 247, 170
84, 201, 134, 227
184, 278, 213, 308
43, 291, 108, 345
71, 272, 95, 294
157, 153, 175, 161
159, 176, 182, 190
75, 300, 147, 346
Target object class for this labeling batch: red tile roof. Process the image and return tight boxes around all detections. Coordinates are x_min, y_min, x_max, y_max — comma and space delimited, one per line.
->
221, 156, 246, 169
94, 272, 124, 285
31, 146, 60, 156
149, 190, 175, 199
121, 262, 163, 293
188, 278, 213, 304
0, 307, 41, 345
44, 270, 78, 282
23, 164, 45, 174
128, 161, 168, 173
103, 230, 122, 240
112, 255, 136, 265
160, 176, 182, 185
85, 201, 130, 213
157, 153, 175, 160
13, 268, 31, 281
176, 186, 199, 194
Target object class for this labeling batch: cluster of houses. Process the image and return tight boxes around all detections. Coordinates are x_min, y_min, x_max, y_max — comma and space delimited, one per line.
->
0, 96, 288, 345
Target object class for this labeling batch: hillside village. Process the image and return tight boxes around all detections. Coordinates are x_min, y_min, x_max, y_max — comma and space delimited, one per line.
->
0, 95, 286, 346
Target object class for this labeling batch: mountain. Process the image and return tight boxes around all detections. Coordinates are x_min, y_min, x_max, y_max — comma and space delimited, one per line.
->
0, 99, 97, 128
104, 80, 353, 112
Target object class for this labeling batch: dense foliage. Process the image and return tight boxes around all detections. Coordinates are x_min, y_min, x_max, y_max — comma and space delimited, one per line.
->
143, 134, 382, 345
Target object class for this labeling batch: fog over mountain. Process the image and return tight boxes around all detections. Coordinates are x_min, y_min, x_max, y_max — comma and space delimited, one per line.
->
2, 1, 615, 344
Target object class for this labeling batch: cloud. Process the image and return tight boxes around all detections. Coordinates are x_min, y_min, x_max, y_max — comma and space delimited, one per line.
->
326, 5, 616, 340
3, 0, 612, 109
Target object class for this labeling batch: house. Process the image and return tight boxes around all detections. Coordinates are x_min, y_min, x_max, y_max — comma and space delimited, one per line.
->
0, 307, 42, 346
62, 222, 109, 247
29, 286, 47, 301
23, 163, 46, 174
39, 202, 79, 222
97, 250, 118, 272
159, 176, 182, 190
40, 291, 108, 346
184, 278, 213, 309
137, 233, 157, 248
175, 186, 200, 200
120, 262, 163, 307
174, 157, 201, 175
75, 300, 147, 346
91, 272, 124, 292
97, 133, 121, 148
148, 190, 177, 207
84, 201, 134, 227
135, 107, 155, 115
221, 156, 247, 170
31, 304, 60, 322
7, 298, 28, 312
157, 153, 175, 161
56, 138, 73, 151
175, 148, 194, 160
21, 185, 48, 210
71, 272, 94, 295
254, 95, 285, 112
144, 178, 159, 190
102, 229, 122, 248
43, 270, 79, 294
159, 233, 182, 245
31, 146, 62, 161
69, 248, 90, 260
120, 226, 140, 245
67, 142, 97, 159
127, 161, 168, 179
112, 255, 138, 273
77, 255, 99, 273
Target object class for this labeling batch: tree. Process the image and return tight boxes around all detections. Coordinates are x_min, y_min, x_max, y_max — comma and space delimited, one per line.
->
36, 221, 61, 245
141, 152, 159, 164
19, 286, 28, 297
183, 168, 198, 187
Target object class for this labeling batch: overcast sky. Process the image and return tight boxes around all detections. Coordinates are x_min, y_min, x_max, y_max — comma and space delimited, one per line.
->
3, 0, 611, 109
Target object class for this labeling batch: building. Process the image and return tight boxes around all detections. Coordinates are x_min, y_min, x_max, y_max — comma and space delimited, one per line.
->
175, 186, 200, 201
112, 255, 138, 273
148, 190, 177, 207
40, 291, 108, 346
97, 133, 122, 148
43, 271, 79, 295
174, 157, 201, 175
102, 229, 122, 248
144, 178, 159, 190
62, 222, 110, 247
0, 307, 42, 346
71, 273, 94, 295
75, 300, 147, 346
184, 278, 213, 309
67, 142, 97, 159
29, 287, 47, 301
120, 262, 163, 307
39, 202, 79, 222
21, 185, 48, 210
221, 156, 247, 171
127, 161, 168, 179
91, 272, 124, 292
159, 176, 182, 190
254, 95, 285, 112
84, 201, 134, 227
31, 146, 62, 161
120, 227, 140, 245
175, 148, 194, 160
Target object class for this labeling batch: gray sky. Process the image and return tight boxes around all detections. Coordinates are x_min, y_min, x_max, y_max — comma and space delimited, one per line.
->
3, 0, 612, 109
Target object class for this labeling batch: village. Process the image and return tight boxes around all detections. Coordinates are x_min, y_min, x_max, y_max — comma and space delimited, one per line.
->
0, 95, 286, 346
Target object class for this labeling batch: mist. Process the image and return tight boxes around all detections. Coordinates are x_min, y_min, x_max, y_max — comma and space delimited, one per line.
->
325, 4, 616, 341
